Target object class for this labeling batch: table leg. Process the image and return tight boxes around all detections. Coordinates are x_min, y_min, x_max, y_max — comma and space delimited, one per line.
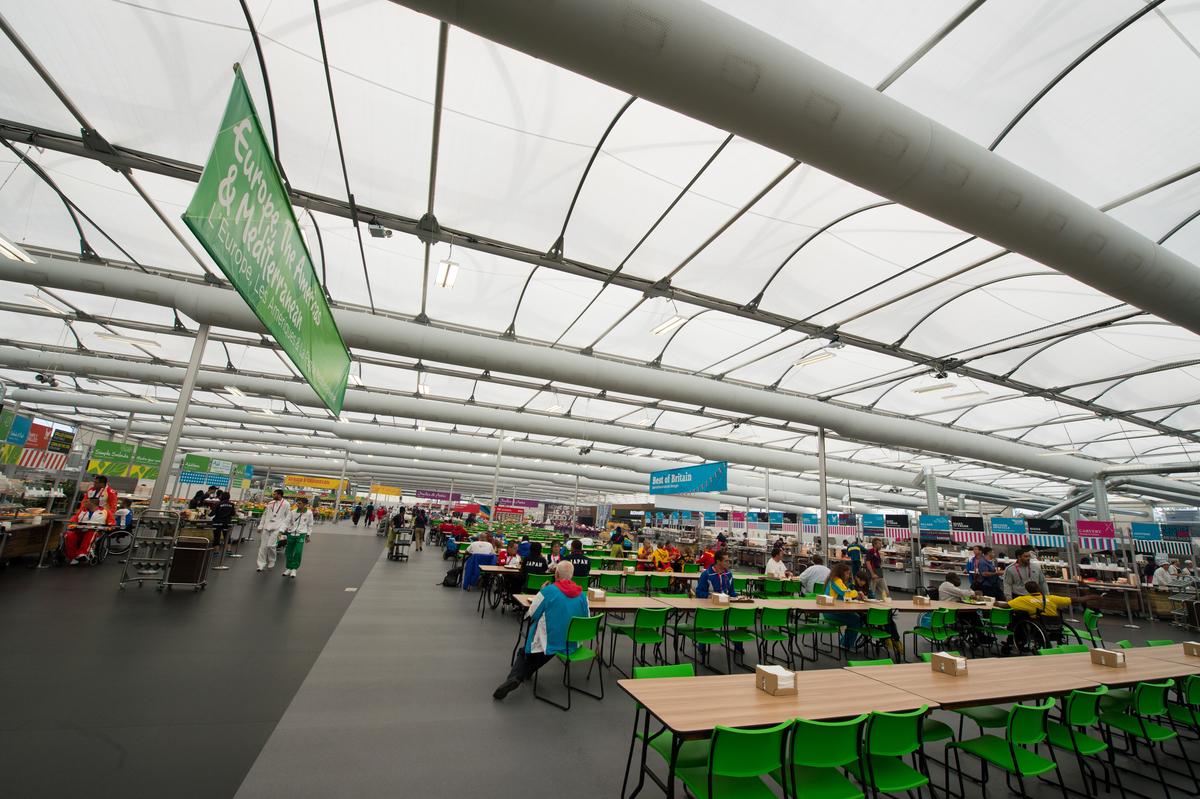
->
666, 735, 680, 799
1123, 590, 1140, 629
34, 525, 54, 569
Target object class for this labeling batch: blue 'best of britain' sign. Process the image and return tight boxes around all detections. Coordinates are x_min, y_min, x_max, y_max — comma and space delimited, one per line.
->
649, 461, 728, 495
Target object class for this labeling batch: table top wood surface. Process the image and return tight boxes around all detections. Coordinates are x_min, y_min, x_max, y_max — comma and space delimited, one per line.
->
511, 594, 667, 611
848, 656, 1102, 707
1125, 643, 1200, 666
617, 671, 937, 735
779, 598, 969, 613
652, 597, 765, 610
1048, 650, 1200, 685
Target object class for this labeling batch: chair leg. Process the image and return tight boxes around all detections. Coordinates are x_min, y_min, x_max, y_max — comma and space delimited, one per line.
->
621, 708, 642, 799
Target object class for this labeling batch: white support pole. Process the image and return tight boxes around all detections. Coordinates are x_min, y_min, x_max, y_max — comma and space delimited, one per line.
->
489, 431, 505, 522
332, 448, 349, 524
818, 427, 829, 561
573, 473, 580, 534
924, 469, 939, 515
149, 324, 209, 510
764, 469, 771, 515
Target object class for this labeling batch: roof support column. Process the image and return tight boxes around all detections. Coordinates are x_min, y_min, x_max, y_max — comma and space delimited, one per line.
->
149, 324, 209, 510
332, 448, 349, 524
818, 426, 829, 562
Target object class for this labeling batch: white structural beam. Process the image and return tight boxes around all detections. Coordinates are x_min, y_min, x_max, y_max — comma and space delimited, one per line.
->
393, 0, 1200, 335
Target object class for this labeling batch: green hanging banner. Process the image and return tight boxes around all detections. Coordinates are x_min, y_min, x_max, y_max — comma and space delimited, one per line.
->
181, 65, 351, 415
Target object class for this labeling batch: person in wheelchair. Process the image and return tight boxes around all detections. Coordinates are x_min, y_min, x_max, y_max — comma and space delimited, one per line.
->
65, 497, 113, 565
1004, 580, 1072, 653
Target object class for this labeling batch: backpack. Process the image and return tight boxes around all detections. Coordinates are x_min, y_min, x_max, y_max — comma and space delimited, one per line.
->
441, 566, 463, 587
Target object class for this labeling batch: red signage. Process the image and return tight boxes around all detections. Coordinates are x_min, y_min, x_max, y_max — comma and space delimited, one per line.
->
24, 423, 52, 450
495, 505, 525, 515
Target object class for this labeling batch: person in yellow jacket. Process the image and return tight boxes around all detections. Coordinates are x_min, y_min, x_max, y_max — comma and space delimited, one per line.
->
822, 563, 863, 652
1004, 581, 1072, 616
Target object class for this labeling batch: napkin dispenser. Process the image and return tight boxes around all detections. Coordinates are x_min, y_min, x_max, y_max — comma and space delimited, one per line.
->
1090, 648, 1126, 668
1183, 642, 1200, 658
912, 595, 931, 607
930, 651, 968, 676
815, 594, 835, 606
587, 588, 606, 602
710, 592, 730, 605
755, 664, 797, 696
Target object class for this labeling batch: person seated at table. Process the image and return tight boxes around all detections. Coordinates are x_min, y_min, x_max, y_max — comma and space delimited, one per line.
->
650, 540, 672, 572
667, 541, 683, 570
114, 498, 135, 531
466, 533, 495, 557
497, 541, 520, 568
566, 538, 591, 577
937, 572, 978, 602
516, 535, 532, 559
696, 545, 717, 570
822, 562, 864, 653
764, 547, 791, 580
442, 534, 460, 561
694, 550, 744, 661
66, 497, 112, 564
493, 559, 590, 700
636, 537, 654, 569
797, 554, 830, 595
521, 542, 550, 580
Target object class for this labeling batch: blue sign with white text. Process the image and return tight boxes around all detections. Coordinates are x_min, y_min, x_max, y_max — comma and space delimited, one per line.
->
918, 515, 951, 531
649, 461, 728, 495
1131, 522, 1161, 541
990, 517, 1028, 535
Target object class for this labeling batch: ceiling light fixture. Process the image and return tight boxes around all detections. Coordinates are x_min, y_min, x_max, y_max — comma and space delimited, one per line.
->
0, 234, 35, 264
545, 404, 562, 414
793, 351, 834, 367
650, 315, 687, 336
225, 385, 246, 397
436, 258, 459, 288
942, 390, 988, 401
416, 382, 429, 395
95, 332, 161, 348
912, 382, 956, 394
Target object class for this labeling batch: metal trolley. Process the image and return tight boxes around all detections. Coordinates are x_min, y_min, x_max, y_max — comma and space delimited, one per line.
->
388, 527, 413, 562
117, 510, 182, 591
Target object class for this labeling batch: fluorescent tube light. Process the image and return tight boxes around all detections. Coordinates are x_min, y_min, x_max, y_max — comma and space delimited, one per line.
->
416, 382, 429, 395
650, 315, 687, 336
545, 404, 562, 413
793, 351, 834, 367
912, 382, 956, 394
1038, 448, 1083, 456
0, 234, 34, 264
24, 293, 67, 315
225, 385, 246, 397
95, 332, 160, 348
436, 259, 459, 288
942, 390, 988, 401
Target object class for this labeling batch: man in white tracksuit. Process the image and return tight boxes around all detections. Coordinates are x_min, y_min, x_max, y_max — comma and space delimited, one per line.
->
257, 489, 291, 572
282, 497, 315, 579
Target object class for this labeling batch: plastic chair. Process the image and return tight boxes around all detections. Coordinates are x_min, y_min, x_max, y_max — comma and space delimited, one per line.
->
732, 576, 750, 596
679, 720, 791, 799
598, 572, 622, 592
533, 614, 604, 711
683, 562, 700, 573
608, 607, 669, 677
1100, 679, 1198, 792
572, 576, 589, 590
1045, 686, 1123, 798
648, 573, 670, 594
860, 607, 896, 660
847, 658, 892, 667
1166, 674, 1200, 740
724, 606, 758, 670
1145, 639, 1176, 647
1064, 608, 1104, 648
1114, 639, 1132, 649
762, 578, 788, 598
918, 650, 962, 662
848, 707, 932, 797
524, 572, 552, 593
620, 664, 706, 799
790, 612, 840, 669
770, 716, 866, 799
906, 608, 955, 661
811, 581, 825, 595
982, 606, 1014, 654
625, 573, 650, 596
677, 607, 728, 672
757, 606, 794, 669
947, 700, 1066, 799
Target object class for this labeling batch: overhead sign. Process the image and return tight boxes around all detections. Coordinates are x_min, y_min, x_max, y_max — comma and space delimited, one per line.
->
129, 445, 165, 479
990, 517, 1027, 535
416, 489, 461, 502
48, 429, 75, 454
497, 497, 539, 508
284, 474, 348, 491
87, 439, 136, 476
648, 461, 728, 495
370, 484, 403, 497
0, 411, 31, 465
182, 66, 351, 415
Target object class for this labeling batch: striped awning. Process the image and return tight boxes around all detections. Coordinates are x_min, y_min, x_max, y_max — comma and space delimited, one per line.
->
953, 530, 986, 544
1079, 537, 1119, 551
991, 532, 1029, 547
1029, 533, 1067, 549
1136, 539, 1192, 555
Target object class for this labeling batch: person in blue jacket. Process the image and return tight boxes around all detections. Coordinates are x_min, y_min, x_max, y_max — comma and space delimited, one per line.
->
693, 550, 743, 662
516, 535, 532, 559
494, 560, 590, 699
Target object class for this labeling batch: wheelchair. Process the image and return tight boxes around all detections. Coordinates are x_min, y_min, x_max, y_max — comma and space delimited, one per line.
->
56, 525, 130, 566
1011, 610, 1066, 654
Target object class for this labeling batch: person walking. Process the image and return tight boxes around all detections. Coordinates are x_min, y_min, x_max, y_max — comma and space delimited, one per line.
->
282, 497, 314, 579
257, 489, 291, 572
351, 502, 363, 526
364, 501, 375, 528
411, 506, 428, 551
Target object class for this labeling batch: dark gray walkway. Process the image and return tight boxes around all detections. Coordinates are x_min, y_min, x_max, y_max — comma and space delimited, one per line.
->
0, 523, 381, 799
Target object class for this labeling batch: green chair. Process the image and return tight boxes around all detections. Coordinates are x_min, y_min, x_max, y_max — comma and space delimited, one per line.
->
1045, 686, 1123, 798
621, 664, 708, 799
771, 715, 866, 799
622, 559, 637, 571
757, 606, 794, 669
608, 607, 669, 677
848, 708, 932, 798
1145, 639, 1176, 647
982, 606, 1014, 654
790, 612, 840, 668
811, 581, 826, 595
732, 576, 750, 596
860, 607, 896, 660
572, 576, 589, 591
683, 562, 701, 573
598, 572, 623, 592
678, 607, 728, 672
947, 700, 1066, 799
679, 720, 791, 799
1114, 639, 1132, 649
1166, 674, 1200, 739
648, 573, 670, 594
1064, 608, 1104, 648
762, 578, 789, 598
1037, 644, 1089, 655
532, 614, 604, 711
906, 608, 955, 661
1100, 679, 1198, 792
624, 572, 650, 595
724, 606, 758, 670
847, 658, 892, 667
918, 650, 962, 662
524, 572, 552, 593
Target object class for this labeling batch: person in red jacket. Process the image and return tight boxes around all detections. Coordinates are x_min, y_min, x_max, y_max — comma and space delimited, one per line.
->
66, 497, 113, 564
697, 547, 717, 569
76, 474, 118, 521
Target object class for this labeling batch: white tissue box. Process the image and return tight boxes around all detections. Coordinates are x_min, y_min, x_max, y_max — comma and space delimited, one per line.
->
930, 651, 968, 676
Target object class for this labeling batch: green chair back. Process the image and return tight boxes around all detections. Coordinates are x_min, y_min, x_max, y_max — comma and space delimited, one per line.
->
764, 578, 782, 595
732, 576, 750, 594
1083, 608, 1102, 633
1184, 674, 1200, 707
633, 663, 694, 679
919, 651, 961, 662
1114, 639, 1132, 649
987, 607, 1011, 626
1132, 680, 1174, 717
598, 573, 622, 591
710, 721, 790, 778
791, 716, 867, 768
573, 576, 589, 590
865, 707, 927, 757
683, 562, 700, 573
760, 607, 789, 628
811, 581, 825, 595
1057, 644, 1089, 654
848, 659, 893, 667
727, 606, 757, 629
1008, 700, 1054, 746
622, 560, 637, 570
1145, 640, 1176, 647
633, 607, 669, 630
649, 574, 669, 591
565, 614, 603, 645
693, 608, 728, 629
865, 607, 891, 627
1064, 686, 1108, 728
525, 573, 552, 592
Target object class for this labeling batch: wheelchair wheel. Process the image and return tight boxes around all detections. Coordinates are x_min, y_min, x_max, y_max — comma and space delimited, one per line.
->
1015, 618, 1048, 654
106, 529, 133, 557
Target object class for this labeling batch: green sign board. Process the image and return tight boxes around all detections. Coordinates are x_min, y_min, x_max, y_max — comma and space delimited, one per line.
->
130, 445, 165, 479
87, 439, 136, 476
182, 66, 350, 415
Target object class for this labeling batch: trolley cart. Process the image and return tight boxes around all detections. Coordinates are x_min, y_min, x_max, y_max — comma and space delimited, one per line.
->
377, 516, 391, 538
118, 510, 181, 590
389, 528, 413, 562
163, 536, 210, 591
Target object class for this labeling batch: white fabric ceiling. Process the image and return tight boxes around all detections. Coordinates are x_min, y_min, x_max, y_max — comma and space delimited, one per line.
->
0, 0, 1198, 503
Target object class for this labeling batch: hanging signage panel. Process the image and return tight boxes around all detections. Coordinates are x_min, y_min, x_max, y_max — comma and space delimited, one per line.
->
284, 474, 347, 491
87, 439, 135, 476
648, 461, 728, 495
1131, 522, 1161, 541
370, 484, 404, 497
990, 517, 1027, 535
130, 445, 165, 479
181, 67, 350, 415
918, 514, 952, 545
416, 490, 461, 502
48, 429, 75, 454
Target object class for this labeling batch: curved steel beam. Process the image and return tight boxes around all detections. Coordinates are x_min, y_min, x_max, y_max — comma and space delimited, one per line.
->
893, 270, 1051, 347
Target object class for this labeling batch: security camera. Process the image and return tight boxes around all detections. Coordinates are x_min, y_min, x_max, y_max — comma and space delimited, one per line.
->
34, 372, 57, 386
368, 222, 392, 239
